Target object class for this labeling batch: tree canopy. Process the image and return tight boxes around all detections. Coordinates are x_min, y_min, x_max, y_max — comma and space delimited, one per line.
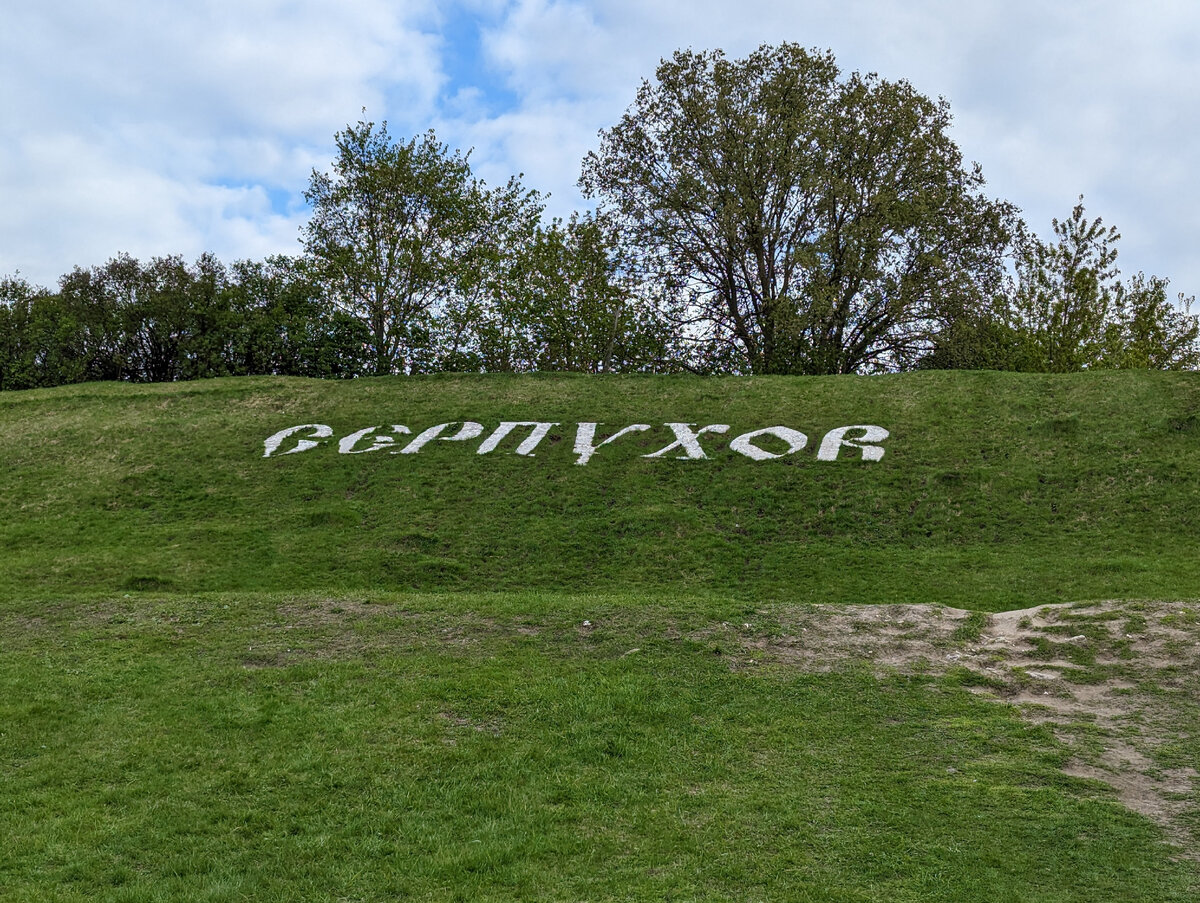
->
581, 43, 1016, 374
3, 45, 1197, 390
301, 121, 542, 375
927, 200, 1200, 371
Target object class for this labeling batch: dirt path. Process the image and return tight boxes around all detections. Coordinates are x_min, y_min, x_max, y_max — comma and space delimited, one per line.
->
733, 599, 1200, 856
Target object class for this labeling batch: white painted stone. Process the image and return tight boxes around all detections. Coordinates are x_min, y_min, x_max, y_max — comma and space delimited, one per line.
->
729, 426, 808, 461
397, 421, 484, 454
262, 424, 334, 457
477, 422, 560, 456
338, 425, 411, 454
573, 422, 652, 465
643, 423, 730, 459
816, 425, 890, 462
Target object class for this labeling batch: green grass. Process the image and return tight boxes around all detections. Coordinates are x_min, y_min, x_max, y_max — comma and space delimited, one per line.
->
1, 370, 1198, 607
1, 592, 1195, 902
2, 372, 1198, 899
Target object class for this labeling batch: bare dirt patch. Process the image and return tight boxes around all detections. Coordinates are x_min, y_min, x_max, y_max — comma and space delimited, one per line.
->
731, 599, 1200, 856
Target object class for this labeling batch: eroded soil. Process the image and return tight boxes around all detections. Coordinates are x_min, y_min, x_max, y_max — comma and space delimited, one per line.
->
13, 594, 1197, 856
730, 599, 1200, 856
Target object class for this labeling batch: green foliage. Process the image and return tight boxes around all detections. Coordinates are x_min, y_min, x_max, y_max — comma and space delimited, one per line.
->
302, 120, 544, 375
5, 69, 1195, 384
1100, 272, 1200, 370
927, 200, 1199, 371
581, 43, 1016, 375
52, 253, 234, 383
1009, 200, 1123, 371
463, 212, 678, 373
223, 255, 372, 378
0, 255, 376, 389
0, 276, 86, 390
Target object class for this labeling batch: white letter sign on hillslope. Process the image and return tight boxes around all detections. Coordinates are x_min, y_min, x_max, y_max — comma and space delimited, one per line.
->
816, 425, 890, 462
263, 421, 890, 464
729, 426, 809, 461
338, 425, 411, 454
477, 422, 560, 456
573, 423, 652, 465
263, 423, 334, 457
643, 423, 731, 460
398, 422, 484, 454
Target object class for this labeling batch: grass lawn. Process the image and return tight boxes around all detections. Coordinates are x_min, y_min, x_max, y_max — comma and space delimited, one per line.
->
1, 372, 1197, 899
1, 592, 1196, 901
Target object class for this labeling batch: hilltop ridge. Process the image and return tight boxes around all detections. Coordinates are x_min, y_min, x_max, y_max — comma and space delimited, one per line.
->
3, 370, 1197, 608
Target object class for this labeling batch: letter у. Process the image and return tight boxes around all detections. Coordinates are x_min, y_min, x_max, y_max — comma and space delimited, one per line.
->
573, 423, 652, 465
816, 426, 890, 461
644, 423, 731, 460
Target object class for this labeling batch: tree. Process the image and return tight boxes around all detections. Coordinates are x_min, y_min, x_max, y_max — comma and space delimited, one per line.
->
581, 43, 1015, 375
459, 213, 677, 373
224, 256, 371, 378
925, 199, 1199, 371
1007, 200, 1120, 371
1101, 273, 1199, 370
302, 120, 542, 375
0, 276, 85, 390
57, 253, 234, 383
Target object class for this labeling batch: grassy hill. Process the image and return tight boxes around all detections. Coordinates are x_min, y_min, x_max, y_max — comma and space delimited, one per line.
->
2, 370, 1198, 608
2, 372, 1198, 901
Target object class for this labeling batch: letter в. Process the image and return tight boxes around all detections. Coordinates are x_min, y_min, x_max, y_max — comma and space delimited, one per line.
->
263, 424, 334, 457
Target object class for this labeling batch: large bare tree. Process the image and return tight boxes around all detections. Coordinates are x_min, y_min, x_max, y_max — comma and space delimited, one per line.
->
581, 44, 1016, 374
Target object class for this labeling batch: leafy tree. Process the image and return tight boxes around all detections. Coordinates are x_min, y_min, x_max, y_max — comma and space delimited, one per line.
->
926, 200, 1199, 371
580, 43, 1015, 375
0, 277, 85, 390
1101, 274, 1199, 370
454, 213, 676, 373
423, 175, 546, 373
1007, 201, 1120, 371
302, 120, 542, 374
224, 256, 371, 378
57, 254, 230, 383
54, 263, 127, 381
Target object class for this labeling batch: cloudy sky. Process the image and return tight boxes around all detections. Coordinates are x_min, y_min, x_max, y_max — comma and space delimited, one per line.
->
3, 0, 1198, 298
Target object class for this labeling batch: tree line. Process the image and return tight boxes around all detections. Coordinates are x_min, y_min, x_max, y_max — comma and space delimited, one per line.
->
3, 43, 1197, 391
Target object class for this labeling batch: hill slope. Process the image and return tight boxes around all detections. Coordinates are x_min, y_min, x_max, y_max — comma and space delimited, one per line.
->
2, 370, 1198, 608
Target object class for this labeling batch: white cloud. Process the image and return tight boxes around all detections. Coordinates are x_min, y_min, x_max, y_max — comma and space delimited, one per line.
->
0, 0, 444, 284
3, 0, 1199, 298
457, 0, 1200, 293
